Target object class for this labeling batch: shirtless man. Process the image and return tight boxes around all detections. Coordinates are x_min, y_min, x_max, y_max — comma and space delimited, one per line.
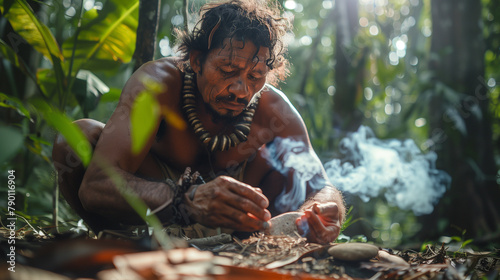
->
53, 0, 345, 244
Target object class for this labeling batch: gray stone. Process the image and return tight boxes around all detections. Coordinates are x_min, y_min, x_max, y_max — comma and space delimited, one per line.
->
263, 212, 303, 236
327, 243, 379, 261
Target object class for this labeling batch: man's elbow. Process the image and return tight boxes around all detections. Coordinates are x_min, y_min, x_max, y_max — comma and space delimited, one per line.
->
79, 176, 101, 214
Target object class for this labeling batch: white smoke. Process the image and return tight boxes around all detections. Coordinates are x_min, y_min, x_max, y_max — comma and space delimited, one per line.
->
264, 126, 451, 216
324, 126, 451, 215
264, 137, 327, 213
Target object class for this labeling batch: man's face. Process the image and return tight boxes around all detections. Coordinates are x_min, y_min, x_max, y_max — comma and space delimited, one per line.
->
192, 39, 270, 118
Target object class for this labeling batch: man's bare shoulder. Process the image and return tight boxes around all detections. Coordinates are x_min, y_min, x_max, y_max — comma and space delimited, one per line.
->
138, 57, 183, 80
255, 84, 305, 137
259, 84, 299, 115
121, 57, 184, 102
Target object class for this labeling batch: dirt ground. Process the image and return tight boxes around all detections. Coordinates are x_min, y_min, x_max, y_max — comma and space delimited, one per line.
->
1, 229, 499, 280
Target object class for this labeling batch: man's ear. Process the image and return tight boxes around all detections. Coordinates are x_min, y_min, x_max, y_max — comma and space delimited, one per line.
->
189, 51, 202, 73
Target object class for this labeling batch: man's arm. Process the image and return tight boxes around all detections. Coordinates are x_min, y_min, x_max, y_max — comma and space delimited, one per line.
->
79, 59, 180, 224
255, 87, 345, 243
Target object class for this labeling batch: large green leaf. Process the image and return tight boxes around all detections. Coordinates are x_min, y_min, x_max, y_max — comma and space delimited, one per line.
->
130, 86, 160, 155
31, 99, 92, 166
0, 0, 64, 64
129, 76, 185, 155
1, 0, 65, 103
63, 0, 139, 74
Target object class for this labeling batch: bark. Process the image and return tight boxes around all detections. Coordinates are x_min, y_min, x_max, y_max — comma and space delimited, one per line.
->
133, 0, 161, 72
424, 0, 500, 239
332, 0, 366, 134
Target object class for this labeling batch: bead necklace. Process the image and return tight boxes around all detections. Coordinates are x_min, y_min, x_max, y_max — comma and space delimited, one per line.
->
182, 69, 260, 153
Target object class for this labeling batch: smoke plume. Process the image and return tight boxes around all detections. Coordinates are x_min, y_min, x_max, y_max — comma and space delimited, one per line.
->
265, 126, 451, 216
265, 137, 328, 213
324, 126, 451, 215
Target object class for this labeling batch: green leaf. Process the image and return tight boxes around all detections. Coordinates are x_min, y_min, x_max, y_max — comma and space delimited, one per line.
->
28, 134, 51, 146
0, 0, 64, 63
1, 0, 66, 102
36, 68, 56, 99
0, 38, 35, 82
130, 88, 160, 155
0, 125, 24, 163
0, 92, 32, 120
99, 88, 122, 103
62, 0, 139, 74
72, 70, 110, 116
451, 236, 462, 242
31, 99, 92, 166
461, 239, 473, 248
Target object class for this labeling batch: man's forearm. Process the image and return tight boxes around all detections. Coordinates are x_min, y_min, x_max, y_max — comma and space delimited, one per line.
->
299, 185, 346, 224
80, 166, 174, 224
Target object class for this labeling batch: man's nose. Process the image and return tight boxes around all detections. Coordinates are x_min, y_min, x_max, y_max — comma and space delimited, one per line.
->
229, 77, 250, 99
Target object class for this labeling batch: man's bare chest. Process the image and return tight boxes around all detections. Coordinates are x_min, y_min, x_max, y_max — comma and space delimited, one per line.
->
149, 121, 267, 176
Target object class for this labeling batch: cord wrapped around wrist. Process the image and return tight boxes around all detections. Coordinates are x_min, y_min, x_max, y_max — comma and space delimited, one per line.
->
149, 167, 205, 226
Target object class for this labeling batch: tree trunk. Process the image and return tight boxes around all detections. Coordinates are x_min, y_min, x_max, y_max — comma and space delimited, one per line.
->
133, 0, 161, 72
424, 0, 500, 240
332, 0, 365, 134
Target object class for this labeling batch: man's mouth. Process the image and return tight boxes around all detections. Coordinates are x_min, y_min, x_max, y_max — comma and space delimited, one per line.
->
215, 94, 249, 112
221, 101, 246, 111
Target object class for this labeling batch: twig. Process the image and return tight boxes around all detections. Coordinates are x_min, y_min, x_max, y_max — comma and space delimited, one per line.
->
183, 0, 189, 32
368, 271, 383, 280
403, 271, 429, 280
52, 179, 59, 234
187, 233, 232, 247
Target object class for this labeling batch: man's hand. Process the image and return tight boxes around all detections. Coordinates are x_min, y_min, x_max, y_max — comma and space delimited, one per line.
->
183, 176, 271, 231
295, 202, 341, 244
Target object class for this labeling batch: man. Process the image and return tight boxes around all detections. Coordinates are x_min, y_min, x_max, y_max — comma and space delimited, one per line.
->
53, 0, 345, 244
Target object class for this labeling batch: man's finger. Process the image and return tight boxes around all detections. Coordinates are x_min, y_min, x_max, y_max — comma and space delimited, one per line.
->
314, 202, 339, 216
306, 210, 328, 235
221, 207, 267, 231
225, 191, 271, 222
229, 181, 269, 209
308, 210, 338, 243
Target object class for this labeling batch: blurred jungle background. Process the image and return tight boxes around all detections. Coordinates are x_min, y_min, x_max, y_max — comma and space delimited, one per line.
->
1, 0, 499, 250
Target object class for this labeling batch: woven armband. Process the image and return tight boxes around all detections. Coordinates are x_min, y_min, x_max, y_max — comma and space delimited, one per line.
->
150, 167, 205, 226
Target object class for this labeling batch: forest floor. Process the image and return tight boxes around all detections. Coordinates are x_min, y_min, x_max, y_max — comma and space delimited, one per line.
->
0, 228, 499, 280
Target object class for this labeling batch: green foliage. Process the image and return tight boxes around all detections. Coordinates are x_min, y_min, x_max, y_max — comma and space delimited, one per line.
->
1, 0, 498, 246
0, 38, 34, 80
0, 0, 63, 63
0, 92, 31, 120
62, 0, 139, 75
0, 0, 139, 230
32, 99, 92, 166
72, 70, 111, 117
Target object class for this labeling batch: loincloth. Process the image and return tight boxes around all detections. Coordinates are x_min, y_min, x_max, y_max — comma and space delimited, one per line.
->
153, 155, 247, 239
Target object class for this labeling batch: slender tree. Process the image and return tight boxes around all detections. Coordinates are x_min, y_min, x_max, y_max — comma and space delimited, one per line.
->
332, 0, 366, 134
133, 0, 161, 71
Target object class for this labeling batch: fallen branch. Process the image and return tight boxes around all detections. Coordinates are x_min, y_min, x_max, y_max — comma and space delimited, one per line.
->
186, 233, 232, 247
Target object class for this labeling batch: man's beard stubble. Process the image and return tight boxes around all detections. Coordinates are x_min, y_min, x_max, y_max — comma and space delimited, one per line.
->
206, 93, 249, 124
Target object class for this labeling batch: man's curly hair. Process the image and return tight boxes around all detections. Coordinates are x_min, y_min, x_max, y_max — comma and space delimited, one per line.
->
175, 0, 292, 86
